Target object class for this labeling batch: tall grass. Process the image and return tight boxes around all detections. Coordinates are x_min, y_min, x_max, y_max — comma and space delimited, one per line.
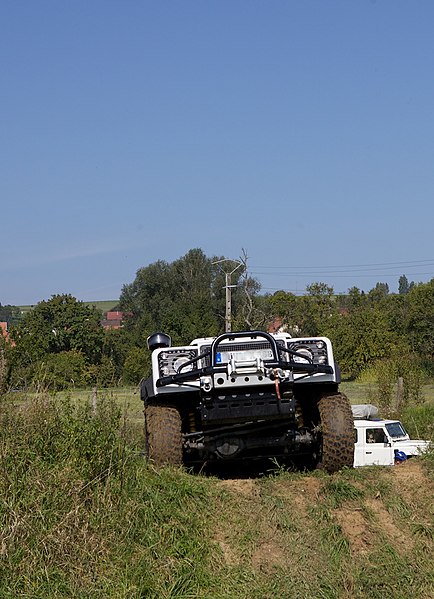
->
1, 390, 433, 598
0, 393, 214, 598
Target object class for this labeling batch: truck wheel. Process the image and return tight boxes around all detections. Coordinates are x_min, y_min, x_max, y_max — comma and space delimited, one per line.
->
318, 392, 354, 473
144, 404, 182, 466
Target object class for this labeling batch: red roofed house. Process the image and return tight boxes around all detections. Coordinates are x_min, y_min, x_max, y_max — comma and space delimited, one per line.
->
101, 311, 130, 330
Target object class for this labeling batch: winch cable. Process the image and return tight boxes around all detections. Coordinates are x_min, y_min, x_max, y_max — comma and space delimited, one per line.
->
273, 370, 281, 401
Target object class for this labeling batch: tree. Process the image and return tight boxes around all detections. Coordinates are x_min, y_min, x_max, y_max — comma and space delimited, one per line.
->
265, 291, 299, 334
0, 304, 22, 329
399, 275, 410, 295
369, 282, 389, 302
299, 282, 335, 336
0, 332, 11, 394
119, 249, 250, 345
33, 351, 87, 390
398, 274, 416, 295
345, 287, 366, 309
101, 328, 132, 382
327, 302, 402, 379
11, 294, 104, 368
404, 279, 434, 358
123, 347, 149, 384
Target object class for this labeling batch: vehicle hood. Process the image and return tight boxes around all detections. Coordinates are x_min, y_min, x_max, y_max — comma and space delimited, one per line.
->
392, 439, 431, 456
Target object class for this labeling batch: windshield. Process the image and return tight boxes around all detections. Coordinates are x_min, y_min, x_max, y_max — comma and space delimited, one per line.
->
385, 421, 407, 439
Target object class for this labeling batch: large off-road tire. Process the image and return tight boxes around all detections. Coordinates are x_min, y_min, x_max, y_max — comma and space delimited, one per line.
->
144, 404, 183, 466
318, 392, 354, 473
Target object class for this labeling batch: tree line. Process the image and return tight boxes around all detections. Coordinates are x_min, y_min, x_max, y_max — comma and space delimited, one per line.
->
1, 248, 433, 392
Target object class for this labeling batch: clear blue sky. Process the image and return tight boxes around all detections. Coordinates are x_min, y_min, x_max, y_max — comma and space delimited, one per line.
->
2, 1, 434, 305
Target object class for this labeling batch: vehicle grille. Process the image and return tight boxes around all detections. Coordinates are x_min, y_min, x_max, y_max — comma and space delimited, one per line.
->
200, 339, 286, 367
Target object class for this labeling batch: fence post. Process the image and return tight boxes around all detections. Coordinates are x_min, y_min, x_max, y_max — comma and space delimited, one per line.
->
91, 386, 97, 415
395, 376, 404, 411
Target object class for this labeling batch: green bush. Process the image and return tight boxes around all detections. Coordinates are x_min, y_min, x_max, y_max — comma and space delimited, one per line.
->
0, 393, 122, 482
358, 355, 427, 414
401, 404, 434, 441
123, 346, 148, 384
33, 351, 87, 390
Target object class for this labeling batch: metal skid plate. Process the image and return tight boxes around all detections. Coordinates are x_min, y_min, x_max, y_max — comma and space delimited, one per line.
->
200, 392, 294, 425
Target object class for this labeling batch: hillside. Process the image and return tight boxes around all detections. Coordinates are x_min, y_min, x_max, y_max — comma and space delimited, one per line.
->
17, 299, 119, 315
0, 393, 433, 599
210, 460, 434, 598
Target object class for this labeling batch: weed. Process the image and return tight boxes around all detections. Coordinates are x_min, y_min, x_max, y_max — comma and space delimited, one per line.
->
401, 404, 434, 441
412, 522, 434, 540
322, 479, 364, 508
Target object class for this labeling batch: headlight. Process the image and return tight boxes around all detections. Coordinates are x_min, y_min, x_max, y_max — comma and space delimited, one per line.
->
173, 356, 194, 373
293, 347, 313, 364
158, 348, 198, 376
288, 339, 329, 365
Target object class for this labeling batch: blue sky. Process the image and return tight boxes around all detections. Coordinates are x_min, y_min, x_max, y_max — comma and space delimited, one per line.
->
1, 1, 434, 305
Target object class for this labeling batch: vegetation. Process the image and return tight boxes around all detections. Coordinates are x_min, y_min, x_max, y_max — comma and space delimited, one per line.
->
0, 390, 433, 598
1, 248, 433, 394
2, 250, 433, 597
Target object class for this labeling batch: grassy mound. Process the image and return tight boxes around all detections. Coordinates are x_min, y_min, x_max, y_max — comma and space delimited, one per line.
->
1, 394, 433, 598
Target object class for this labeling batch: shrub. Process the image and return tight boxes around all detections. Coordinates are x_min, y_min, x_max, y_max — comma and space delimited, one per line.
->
358, 355, 426, 415
123, 347, 148, 384
32, 351, 87, 390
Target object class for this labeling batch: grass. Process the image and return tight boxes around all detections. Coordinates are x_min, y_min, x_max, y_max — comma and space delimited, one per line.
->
1, 386, 433, 597
341, 379, 434, 406
17, 300, 119, 317
83, 299, 120, 314
340, 381, 378, 404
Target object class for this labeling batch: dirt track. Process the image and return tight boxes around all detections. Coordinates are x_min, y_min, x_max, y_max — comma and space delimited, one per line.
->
215, 460, 434, 567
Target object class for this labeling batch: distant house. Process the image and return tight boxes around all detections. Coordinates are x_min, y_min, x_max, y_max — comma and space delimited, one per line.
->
101, 311, 130, 330
267, 317, 285, 334
0, 321, 10, 343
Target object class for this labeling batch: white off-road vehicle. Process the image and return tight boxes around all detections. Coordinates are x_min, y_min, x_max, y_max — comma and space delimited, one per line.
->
352, 404, 430, 467
141, 330, 354, 473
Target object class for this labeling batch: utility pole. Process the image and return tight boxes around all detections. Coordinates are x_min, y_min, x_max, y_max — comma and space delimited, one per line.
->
213, 259, 243, 332
225, 271, 234, 332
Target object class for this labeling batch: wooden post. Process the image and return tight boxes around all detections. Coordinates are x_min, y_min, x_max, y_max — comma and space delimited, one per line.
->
396, 377, 404, 411
91, 387, 97, 414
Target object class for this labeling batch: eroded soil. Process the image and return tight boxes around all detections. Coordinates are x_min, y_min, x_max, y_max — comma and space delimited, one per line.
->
213, 460, 434, 573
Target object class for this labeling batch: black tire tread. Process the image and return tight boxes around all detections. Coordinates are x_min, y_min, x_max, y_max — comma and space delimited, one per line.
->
318, 392, 354, 473
144, 404, 182, 466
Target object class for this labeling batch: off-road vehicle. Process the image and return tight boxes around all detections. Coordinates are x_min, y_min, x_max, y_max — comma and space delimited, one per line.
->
141, 330, 354, 473
352, 404, 431, 467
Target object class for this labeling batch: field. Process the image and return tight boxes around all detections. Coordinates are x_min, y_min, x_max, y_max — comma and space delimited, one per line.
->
17, 299, 119, 316
1, 385, 433, 598
341, 380, 434, 406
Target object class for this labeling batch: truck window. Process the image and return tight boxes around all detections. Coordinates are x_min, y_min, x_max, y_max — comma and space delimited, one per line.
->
385, 421, 407, 439
366, 428, 387, 444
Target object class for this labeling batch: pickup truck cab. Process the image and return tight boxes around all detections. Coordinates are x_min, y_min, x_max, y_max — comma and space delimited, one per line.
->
352, 405, 430, 467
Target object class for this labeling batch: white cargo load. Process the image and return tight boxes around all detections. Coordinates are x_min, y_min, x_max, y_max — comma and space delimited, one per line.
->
351, 404, 379, 420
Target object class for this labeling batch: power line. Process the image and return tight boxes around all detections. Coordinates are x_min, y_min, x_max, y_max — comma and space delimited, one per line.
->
250, 258, 434, 271
251, 271, 434, 278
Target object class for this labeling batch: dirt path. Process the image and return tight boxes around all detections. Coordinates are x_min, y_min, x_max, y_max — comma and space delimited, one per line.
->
214, 461, 433, 565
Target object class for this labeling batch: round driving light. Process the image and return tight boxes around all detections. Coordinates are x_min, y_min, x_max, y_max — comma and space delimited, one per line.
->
173, 356, 193, 373
293, 348, 313, 363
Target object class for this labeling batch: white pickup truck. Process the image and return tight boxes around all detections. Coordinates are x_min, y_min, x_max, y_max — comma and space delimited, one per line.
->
352, 404, 430, 467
